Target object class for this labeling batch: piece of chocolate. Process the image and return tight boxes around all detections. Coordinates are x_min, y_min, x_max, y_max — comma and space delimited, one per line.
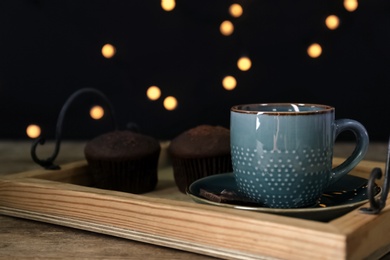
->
199, 188, 260, 206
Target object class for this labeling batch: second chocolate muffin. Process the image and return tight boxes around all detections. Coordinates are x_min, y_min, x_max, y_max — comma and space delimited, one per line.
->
168, 125, 233, 193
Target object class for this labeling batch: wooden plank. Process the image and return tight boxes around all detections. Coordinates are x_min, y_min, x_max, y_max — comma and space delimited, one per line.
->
331, 204, 390, 260
0, 158, 389, 259
0, 177, 341, 259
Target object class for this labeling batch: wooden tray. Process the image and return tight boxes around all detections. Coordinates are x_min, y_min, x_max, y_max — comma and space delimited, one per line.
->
0, 157, 389, 260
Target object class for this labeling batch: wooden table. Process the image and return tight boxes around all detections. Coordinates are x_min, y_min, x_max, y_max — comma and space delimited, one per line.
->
0, 140, 389, 259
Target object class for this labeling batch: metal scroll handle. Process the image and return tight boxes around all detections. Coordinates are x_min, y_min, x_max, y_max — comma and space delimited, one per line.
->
360, 136, 390, 214
31, 88, 117, 170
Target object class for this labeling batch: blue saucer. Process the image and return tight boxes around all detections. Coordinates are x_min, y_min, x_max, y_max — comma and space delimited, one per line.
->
186, 173, 381, 222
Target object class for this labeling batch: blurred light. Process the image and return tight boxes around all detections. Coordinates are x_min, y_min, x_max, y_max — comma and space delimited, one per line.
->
26, 124, 41, 139
90, 105, 104, 120
147, 86, 161, 100
229, 4, 243, 18
237, 56, 252, 71
220, 20, 234, 36
344, 0, 358, 12
161, 0, 175, 11
307, 43, 322, 58
101, 44, 116, 59
222, 76, 237, 90
325, 15, 340, 30
163, 96, 178, 110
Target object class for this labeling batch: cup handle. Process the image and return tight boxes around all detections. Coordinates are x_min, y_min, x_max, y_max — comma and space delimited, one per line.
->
329, 119, 369, 185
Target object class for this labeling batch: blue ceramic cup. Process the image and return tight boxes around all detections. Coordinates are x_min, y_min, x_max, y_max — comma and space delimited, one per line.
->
230, 103, 369, 208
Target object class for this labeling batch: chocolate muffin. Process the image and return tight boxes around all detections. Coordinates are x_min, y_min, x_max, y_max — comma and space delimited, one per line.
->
84, 130, 161, 194
168, 125, 233, 193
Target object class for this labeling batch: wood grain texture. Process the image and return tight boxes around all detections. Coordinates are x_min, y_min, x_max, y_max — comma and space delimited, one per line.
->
0, 141, 215, 260
1, 156, 389, 259
0, 141, 389, 260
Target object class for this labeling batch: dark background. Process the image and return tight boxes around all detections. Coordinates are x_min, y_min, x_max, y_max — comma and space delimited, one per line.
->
0, 0, 389, 142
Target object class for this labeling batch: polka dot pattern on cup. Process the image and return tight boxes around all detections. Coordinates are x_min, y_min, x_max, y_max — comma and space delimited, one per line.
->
231, 145, 332, 208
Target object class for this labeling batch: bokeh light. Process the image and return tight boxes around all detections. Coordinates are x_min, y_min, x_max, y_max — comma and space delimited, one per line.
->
90, 105, 104, 120
222, 76, 237, 90
101, 44, 116, 59
161, 0, 175, 11
325, 15, 340, 30
307, 43, 322, 58
146, 86, 161, 100
229, 4, 243, 18
344, 0, 358, 12
26, 124, 41, 138
220, 20, 234, 36
163, 96, 178, 110
237, 56, 252, 71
